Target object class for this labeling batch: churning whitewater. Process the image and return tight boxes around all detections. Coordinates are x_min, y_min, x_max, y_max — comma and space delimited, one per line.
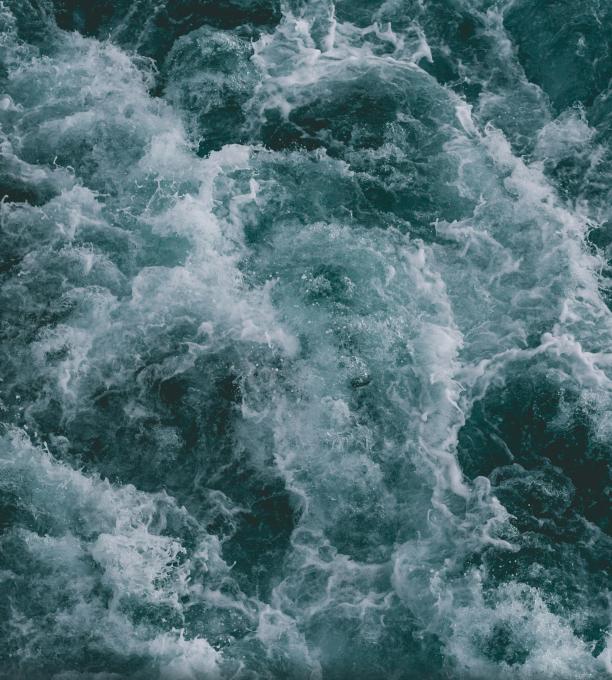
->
0, 0, 610, 678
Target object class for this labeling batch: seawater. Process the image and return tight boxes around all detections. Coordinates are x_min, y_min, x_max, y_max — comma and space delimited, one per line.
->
0, 1, 610, 678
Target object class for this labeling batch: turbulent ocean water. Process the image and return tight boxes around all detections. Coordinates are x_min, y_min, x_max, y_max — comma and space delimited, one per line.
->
0, 0, 611, 677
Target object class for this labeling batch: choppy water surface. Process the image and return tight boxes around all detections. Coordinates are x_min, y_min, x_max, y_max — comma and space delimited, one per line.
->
0, 1, 611, 678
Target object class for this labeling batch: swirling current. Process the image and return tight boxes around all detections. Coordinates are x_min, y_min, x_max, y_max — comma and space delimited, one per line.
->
0, 1, 611, 678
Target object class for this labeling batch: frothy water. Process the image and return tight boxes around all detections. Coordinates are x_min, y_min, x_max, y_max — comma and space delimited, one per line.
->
0, 1, 610, 678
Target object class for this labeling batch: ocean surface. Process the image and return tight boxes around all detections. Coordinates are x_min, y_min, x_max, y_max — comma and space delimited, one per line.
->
0, 1, 611, 678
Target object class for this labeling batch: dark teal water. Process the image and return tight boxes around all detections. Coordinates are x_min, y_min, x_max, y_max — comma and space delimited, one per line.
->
0, 1, 611, 678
